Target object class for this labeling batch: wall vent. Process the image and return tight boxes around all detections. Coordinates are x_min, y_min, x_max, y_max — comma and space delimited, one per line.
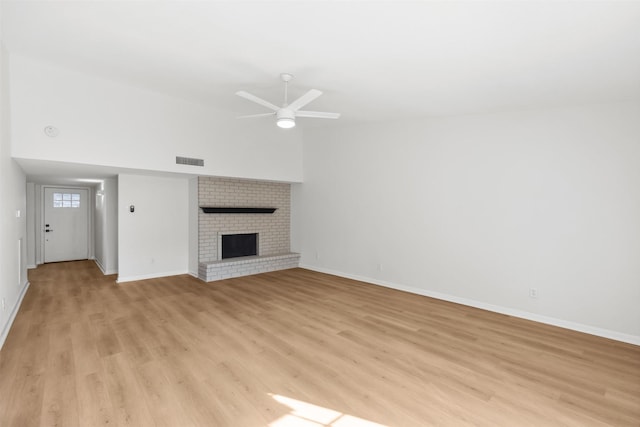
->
176, 156, 204, 167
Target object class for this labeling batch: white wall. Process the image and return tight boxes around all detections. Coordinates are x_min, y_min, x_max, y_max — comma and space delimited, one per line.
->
94, 184, 105, 269
25, 182, 35, 268
0, 16, 29, 348
94, 177, 118, 274
292, 102, 640, 344
9, 54, 303, 183
118, 173, 189, 282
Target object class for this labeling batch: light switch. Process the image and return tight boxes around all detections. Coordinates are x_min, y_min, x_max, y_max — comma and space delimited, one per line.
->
15, 210, 21, 218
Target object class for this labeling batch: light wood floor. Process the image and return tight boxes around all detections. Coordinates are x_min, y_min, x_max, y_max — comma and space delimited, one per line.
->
0, 261, 638, 426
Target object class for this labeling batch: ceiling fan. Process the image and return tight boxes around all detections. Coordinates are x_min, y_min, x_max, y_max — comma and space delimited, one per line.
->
236, 73, 340, 129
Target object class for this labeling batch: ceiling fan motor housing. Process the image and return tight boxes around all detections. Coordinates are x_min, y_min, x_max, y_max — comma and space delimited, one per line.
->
276, 109, 295, 120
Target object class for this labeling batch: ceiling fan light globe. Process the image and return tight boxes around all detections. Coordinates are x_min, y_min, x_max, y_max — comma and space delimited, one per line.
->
277, 118, 296, 129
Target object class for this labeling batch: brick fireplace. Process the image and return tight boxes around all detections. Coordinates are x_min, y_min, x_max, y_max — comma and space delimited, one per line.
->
197, 177, 299, 281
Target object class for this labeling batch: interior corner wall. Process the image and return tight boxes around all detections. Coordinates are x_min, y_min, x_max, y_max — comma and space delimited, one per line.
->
94, 177, 118, 275
33, 184, 42, 265
0, 21, 29, 348
188, 177, 198, 277
292, 102, 640, 343
117, 173, 188, 282
94, 183, 106, 270
105, 178, 118, 274
8, 54, 303, 183
25, 182, 36, 268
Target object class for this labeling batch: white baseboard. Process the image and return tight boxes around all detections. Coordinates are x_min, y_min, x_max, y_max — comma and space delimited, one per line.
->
93, 259, 117, 276
0, 281, 30, 351
117, 269, 189, 283
94, 258, 106, 274
300, 264, 640, 346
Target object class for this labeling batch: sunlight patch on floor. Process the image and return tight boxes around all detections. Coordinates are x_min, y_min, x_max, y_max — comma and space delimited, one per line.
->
269, 394, 388, 427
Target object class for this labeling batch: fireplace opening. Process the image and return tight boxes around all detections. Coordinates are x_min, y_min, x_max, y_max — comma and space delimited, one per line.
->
222, 233, 258, 259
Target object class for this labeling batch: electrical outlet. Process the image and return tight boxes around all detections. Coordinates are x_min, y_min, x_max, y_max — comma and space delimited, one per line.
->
377, 263, 383, 272
529, 288, 538, 299
315, 251, 320, 260
1, 298, 5, 312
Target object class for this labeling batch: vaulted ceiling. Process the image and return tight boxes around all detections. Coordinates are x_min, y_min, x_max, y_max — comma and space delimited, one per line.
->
4, 1, 640, 127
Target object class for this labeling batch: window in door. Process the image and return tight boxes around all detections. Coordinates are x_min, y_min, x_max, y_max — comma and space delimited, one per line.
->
53, 192, 81, 208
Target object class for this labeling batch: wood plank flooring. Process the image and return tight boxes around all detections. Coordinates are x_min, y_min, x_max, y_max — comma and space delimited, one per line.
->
0, 260, 638, 426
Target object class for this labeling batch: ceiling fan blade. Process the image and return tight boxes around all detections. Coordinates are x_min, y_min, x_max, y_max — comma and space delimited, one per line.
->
287, 89, 322, 111
236, 91, 280, 111
296, 110, 341, 119
237, 112, 276, 119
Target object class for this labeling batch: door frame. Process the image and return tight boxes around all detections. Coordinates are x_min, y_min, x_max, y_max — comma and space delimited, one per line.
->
39, 185, 94, 265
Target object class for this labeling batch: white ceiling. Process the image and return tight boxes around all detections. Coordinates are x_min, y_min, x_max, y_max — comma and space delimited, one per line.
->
4, 0, 640, 127
4, 1, 640, 182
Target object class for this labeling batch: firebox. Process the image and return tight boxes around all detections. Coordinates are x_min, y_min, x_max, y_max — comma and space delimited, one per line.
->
221, 233, 258, 259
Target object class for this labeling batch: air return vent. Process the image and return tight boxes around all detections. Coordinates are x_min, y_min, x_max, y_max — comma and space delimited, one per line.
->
176, 156, 204, 167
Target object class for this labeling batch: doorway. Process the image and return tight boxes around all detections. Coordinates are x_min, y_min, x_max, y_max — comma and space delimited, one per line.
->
43, 187, 89, 263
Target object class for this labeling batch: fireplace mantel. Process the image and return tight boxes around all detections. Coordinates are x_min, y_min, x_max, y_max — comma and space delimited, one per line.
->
200, 207, 277, 214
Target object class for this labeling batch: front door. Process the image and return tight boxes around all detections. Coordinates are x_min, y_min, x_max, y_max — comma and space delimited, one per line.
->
43, 187, 89, 263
